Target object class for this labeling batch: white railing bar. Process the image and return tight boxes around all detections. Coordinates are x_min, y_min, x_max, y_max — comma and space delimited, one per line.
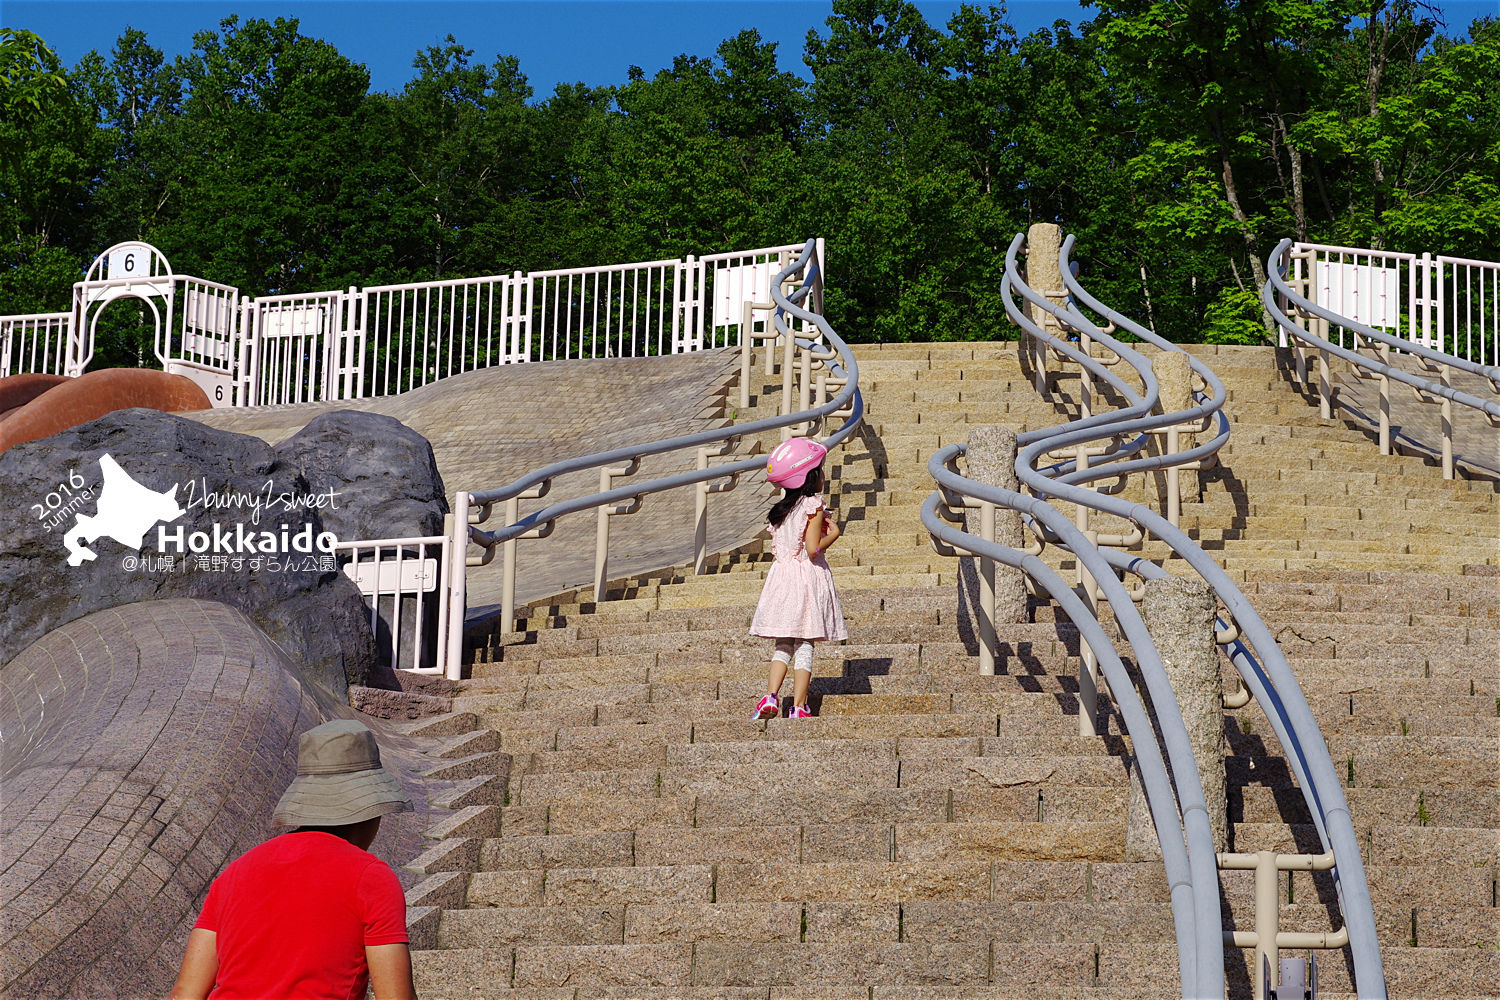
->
529, 257, 681, 279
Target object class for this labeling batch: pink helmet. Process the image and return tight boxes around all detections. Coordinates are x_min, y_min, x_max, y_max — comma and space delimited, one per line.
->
766, 437, 828, 488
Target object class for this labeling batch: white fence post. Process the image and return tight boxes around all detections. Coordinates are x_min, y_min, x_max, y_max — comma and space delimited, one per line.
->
511, 270, 528, 362
67, 285, 88, 377
446, 494, 471, 680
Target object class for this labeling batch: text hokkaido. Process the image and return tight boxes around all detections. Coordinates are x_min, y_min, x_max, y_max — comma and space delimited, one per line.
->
156, 522, 338, 555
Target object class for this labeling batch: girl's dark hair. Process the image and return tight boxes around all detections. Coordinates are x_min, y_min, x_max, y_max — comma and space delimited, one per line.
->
768, 463, 824, 527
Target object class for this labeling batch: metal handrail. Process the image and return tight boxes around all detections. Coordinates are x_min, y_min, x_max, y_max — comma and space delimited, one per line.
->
1047, 233, 1383, 997
922, 230, 1387, 998
1265, 239, 1500, 478
445, 238, 862, 670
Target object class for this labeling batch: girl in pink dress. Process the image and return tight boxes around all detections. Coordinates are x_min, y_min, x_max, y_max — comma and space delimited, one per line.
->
750, 437, 847, 720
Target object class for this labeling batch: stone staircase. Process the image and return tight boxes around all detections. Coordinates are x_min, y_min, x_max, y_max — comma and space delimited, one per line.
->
398, 342, 1497, 999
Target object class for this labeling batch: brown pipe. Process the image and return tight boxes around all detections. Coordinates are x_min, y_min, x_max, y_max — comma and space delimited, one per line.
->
0, 373, 70, 420
0, 369, 211, 455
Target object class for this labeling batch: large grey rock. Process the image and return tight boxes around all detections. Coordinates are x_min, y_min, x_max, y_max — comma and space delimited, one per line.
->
275, 410, 447, 540
277, 410, 449, 671
0, 408, 381, 693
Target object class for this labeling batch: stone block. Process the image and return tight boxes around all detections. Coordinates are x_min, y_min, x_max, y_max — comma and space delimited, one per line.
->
623, 903, 800, 943
541, 866, 714, 906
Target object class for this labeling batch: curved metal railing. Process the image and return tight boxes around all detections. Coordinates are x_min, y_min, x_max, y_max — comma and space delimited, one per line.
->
922, 229, 1387, 998
441, 238, 863, 673
1265, 239, 1500, 478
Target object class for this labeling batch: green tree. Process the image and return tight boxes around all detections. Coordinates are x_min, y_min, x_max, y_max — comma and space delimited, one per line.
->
0, 31, 97, 314
148, 16, 374, 292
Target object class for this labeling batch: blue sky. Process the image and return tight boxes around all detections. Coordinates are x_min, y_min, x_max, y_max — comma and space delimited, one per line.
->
5, 1, 1495, 100
8, 1, 1090, 97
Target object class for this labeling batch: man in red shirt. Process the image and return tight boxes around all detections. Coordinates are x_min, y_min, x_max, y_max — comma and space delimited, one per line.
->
170, 720, 418, 1000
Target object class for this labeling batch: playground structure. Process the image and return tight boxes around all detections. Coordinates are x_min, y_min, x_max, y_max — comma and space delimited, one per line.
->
0, 240, 818, 406
1, 231, 1497, 998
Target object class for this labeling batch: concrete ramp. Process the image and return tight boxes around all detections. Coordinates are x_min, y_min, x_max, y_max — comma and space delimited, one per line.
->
191, 348, 779, 612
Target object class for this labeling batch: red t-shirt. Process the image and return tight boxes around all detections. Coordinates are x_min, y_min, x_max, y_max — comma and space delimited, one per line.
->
193, 831, 408, 1000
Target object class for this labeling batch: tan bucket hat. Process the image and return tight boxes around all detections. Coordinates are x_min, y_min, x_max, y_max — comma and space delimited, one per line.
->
272, 720, 413, 827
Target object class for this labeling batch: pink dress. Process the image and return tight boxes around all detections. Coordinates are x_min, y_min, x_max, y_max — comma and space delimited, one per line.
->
749, 495, 848, 641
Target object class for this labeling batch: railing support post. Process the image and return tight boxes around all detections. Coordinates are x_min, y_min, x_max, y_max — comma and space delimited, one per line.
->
740, 300, 754, 410
695, 441, 740, 576
799, 333, 813, 416
501, 495, 519, 635
594, 460, 641, 601
445, 498, 470, 680
1254, 849, 1279, 1000
1220, 849, 1342, 1000
962, 427, 1026, 676
1377, 341, 1392, 455
1440, 365, 1454, 479
695, 452, 711, 576
1128, 575, 1228, 860
595, 470, 611, 602
1156, 351, 1197, 522
781, 323, 796, 431
1073, 440, 1099, 737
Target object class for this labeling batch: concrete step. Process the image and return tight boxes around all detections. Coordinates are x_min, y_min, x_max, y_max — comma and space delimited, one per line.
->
409, 340, 1499, 998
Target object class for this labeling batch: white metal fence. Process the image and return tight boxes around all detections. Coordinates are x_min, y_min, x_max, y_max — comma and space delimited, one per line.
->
530, 257, 686, 360
361, 274, 523, 397
336, 534, 454, 674
0, 312, 74, 379
245, 289, 359, 406
164, 277, 242, 405
1292, 242, 1500, 364
0, 242, 811, 406
1436, 254, 1500, 365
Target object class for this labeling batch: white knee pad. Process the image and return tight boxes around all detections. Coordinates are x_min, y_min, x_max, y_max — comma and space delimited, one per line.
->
772, 639, 815, 675
792, 640, 814, 675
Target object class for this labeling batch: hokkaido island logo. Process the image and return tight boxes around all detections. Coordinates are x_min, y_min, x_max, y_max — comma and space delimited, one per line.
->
61, 454, 183, 566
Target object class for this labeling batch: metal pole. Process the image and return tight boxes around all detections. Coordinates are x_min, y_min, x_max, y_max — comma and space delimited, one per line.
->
1166, 425, 1181, 528
1441, 367, 1454, 479
979, 501, 996, 676
781, 323, 795, 421
1318, 346, 1332, 420
501, 495, 519, 635
695, 450, 710, 576
595, 467, 612, 602
445, 494, 471, 679
740, 299, 754, 410
1255, 850, 1279, 1000
800, 332, 812, 418
1075, 441, 1098, 738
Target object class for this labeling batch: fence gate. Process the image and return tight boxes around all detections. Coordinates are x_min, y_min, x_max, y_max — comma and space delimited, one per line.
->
247, 289, 353, 406
166, 277, 241, 406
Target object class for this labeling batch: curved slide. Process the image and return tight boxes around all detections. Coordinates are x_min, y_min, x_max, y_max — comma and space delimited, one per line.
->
0, 369, 211, 455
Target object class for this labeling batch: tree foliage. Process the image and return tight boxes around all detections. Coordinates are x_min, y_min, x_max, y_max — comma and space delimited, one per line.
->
3, 3, 1498, 349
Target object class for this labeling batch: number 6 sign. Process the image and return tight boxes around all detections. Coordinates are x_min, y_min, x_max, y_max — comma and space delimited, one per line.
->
108, 242, 153, 280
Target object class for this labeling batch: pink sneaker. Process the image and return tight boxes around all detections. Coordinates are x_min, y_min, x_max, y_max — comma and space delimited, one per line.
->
788, 704, 813, 719
752, 693, 780, 720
